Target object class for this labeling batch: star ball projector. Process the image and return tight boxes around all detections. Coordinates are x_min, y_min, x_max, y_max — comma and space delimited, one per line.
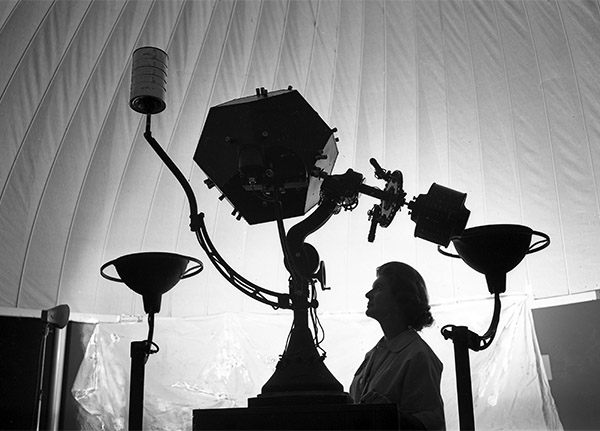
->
194, 87, 338, 225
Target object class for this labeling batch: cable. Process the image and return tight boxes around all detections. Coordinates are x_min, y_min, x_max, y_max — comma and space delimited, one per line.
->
309, 282, 327, 357
146, 313, 159, 356
272, 187, 301, 282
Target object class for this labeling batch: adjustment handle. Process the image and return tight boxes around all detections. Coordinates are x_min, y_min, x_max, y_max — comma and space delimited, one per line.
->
367, 204, 381, 242
370, 158, 391, 181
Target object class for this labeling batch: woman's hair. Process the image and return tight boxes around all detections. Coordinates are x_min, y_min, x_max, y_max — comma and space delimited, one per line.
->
376, 261, 434, 331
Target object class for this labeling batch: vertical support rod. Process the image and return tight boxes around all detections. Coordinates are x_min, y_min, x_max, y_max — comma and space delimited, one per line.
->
48, 326, 67, 430
33, 324, 50, 431
129, 341, 148, 431
452, 326, 475, 431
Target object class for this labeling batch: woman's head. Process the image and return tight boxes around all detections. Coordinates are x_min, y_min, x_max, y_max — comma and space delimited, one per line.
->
371, 261, 434, 331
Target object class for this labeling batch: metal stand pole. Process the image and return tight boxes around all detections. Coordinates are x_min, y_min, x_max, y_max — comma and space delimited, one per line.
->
442, 294, 502, 431
33, 324, 50, 431
129, 341, 149, 431
450, 326, 475, 431
48, 326, 67, 431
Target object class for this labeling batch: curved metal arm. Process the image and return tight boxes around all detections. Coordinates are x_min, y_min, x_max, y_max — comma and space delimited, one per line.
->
441, 292, 502, 351
142, 115, 291, 309
285, 162, 409, 279
286, 197, 340, 275
143, 115, 200, 231
284, 169, 367, 283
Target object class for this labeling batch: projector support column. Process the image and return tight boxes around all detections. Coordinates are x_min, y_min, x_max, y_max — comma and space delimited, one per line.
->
249, 294, 350, 406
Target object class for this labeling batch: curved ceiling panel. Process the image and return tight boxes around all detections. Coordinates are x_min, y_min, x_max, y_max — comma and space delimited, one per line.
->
1, 0, 599, 317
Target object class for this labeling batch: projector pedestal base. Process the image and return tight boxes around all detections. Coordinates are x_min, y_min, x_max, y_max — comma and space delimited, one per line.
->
192, 403, 399, 430
248, 391, 351, 407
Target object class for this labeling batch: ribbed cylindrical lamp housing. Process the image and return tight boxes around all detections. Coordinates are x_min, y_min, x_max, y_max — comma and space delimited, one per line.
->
129, 46, 168, 115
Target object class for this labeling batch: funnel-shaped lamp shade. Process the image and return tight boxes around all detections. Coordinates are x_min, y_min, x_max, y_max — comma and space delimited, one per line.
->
440, 224, 550, 294
101, 252, 203, 314
41, 304, 70, 329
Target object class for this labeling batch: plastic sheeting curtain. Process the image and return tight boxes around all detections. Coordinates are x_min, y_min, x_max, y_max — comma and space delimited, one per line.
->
1, 0, 600, 317
72, 296, 562, 430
